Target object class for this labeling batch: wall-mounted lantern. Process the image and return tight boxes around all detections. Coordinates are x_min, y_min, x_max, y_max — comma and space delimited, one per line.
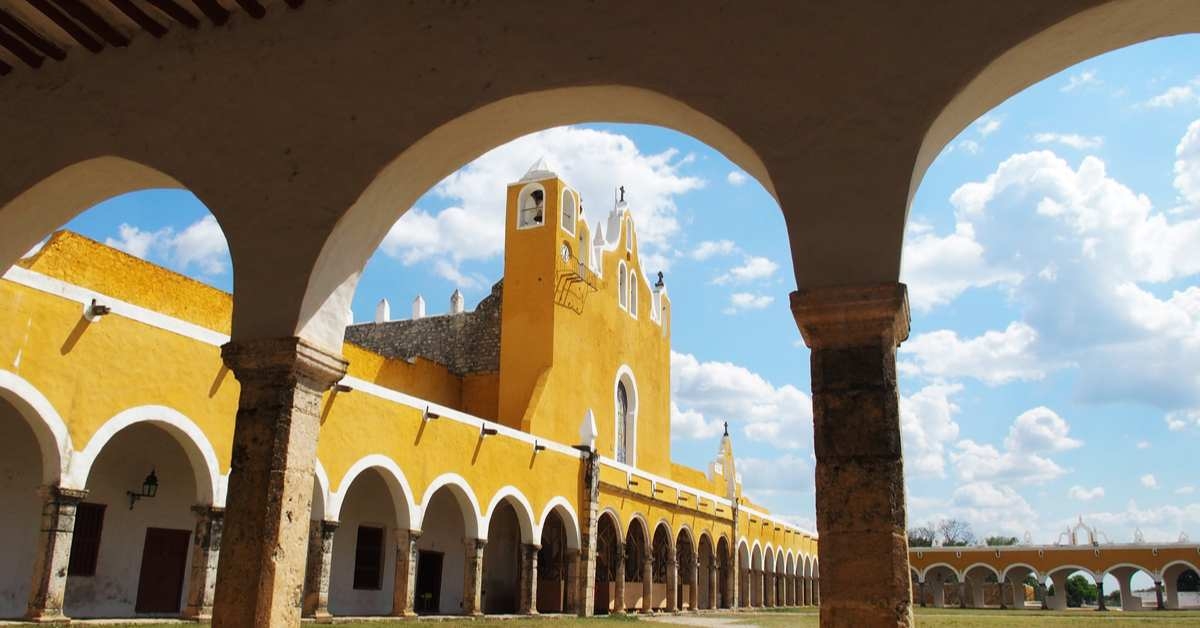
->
422, 406, 440, 421
333, 383, 353, 393
533, 441, 547, 453
127, 469, 158, 510
85, 298, 110, 322
480, 425, 498, 437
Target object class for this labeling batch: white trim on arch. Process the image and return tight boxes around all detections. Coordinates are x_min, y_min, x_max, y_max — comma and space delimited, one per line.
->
69, 405, 221, 505
482, 485, 537, 544
750, 541, 764, 569
961, 562, 1002, 581
537, 496, 582, 549
1044, 563, 1103, 582
328, 454, 416, 528
599, 507, 625, 540
1161, 559, 1200, 581
613, 364, 638, 467
999, 562, 1040, 582
920, 562, 962, 582
0, 369, 73, 486
311, 459, 332, 521
416, 472, 484, 539
626, 511, 651, 546
785, 551, 796, 575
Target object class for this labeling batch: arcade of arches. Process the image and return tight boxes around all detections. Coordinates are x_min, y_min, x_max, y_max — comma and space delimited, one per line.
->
4, 2, 1200, 627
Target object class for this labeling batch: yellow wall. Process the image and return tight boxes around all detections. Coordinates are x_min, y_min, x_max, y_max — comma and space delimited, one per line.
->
497, 175, 674, 477
1, 229, 815, 567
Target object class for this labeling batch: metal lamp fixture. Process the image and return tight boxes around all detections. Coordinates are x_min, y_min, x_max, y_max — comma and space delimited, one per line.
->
127, 469, 158, 509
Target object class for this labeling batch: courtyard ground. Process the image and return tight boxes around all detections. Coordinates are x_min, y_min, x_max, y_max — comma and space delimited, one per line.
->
13, 608, 1200, 628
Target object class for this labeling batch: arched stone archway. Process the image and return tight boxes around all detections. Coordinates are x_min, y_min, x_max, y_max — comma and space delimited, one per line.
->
0, 393, 54, 617
535, 507, 574, 614
623, 518, 649, 613
594, 511, 622, 615
66, 421, 211, 618
328, 468, 405, 617
674, 528, 695, 611
696, 533, 714, 610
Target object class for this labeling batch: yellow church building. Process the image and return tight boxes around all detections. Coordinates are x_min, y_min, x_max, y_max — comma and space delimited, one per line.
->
0, 162, 817, 621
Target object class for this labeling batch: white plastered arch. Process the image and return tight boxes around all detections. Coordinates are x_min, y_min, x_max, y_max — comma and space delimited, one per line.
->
482, 485, 537, 544
626, 511, 650, 547
920, 562, 962, 582
0, 369, 72, 486
416, 472, 483, 539
1161, 559, 1200, 582
70, 405, 221, 505
961, 562, 1001, 581
1000, 562, 1040, 582
751, 541, 764, 570
785, 551, 796, 576
1044, 564, 1102, 583
652, 518, 675, 551
537, 496, 582, 549
328, 454, 416, 528
598, 507, 624, 540
675, 523, 696, 551
311, 458, 332, 521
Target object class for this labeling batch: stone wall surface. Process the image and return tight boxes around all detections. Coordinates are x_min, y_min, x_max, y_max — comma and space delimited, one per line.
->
345, 282, 503, 376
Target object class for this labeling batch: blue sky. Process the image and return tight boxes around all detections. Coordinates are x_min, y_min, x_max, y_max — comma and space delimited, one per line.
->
53, 35, 1200, 551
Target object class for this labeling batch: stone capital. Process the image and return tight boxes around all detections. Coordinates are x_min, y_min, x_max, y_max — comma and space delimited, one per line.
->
790, 283, 909, 349
221, 336, 348, 389
191, 504, 225, 517
39, 485, 88, 504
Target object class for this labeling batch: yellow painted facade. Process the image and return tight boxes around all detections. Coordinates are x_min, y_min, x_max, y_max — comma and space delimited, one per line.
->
0, 168, 817, 618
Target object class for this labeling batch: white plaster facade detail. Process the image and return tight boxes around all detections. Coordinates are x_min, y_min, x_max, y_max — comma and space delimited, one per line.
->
0, 368, 73, 485
481, 486, 537, 544
328, 454, 416, 529
416, 473, 484, 540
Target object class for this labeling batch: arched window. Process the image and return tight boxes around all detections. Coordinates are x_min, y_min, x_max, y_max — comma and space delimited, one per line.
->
614, 369, 637, 465
629, 272, 638, 318
561, 189, 577, 236
518, 184, 545, 229
618, 262, 628, 310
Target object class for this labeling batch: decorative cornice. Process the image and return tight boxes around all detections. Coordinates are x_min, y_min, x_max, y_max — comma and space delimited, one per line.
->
790, 283, 910, 349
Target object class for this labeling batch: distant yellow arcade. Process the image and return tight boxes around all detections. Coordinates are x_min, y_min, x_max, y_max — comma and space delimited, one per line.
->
0, 161, 815, 621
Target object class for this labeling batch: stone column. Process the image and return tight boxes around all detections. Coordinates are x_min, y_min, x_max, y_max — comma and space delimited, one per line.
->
25, 486, 88, 622
1038, 583, 1048, 610
765, 571, 775, 607
708, 563, 719, 610
613, 541, 626, 614
1154, 580, 1164, 610
518, 543, 540, 615
689, 558, 699, 610
565, 550, 580, 613
212, 338, 347, 628
958, 582, 967, 608
642, 547, 654, 613
729, 552, 739, 608
576, 451, 600, 617
792, 283, 914, 627
301, 520, 338, 621
999, 581, 1008, 610
814, 577, 820, 606
184, 506, 225, 620
463, 538, 486, 616
751, 568, 761, 607
391, 529, 420, 617
1096, 581, 1107, 611
665, 546, 678, 612
916, 580, 925, 608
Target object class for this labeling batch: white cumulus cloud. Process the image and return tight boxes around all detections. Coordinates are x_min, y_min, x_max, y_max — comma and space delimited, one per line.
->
1034, 133, 1104, 151
723, 292, 774, 314
690, 239, 738, 261
726, 170, 749, 186
1068, 485, 1105, 501
1141, 474, 1159, 489
382, 126, 705, 283
105, 215, 230, 277
1141, 77, 1200, 109
900, 383, 962, 478
712, 255, 779, 285
1061, 69, 1101, 92
670, 351, 812, 450
900, 322, 1061, 385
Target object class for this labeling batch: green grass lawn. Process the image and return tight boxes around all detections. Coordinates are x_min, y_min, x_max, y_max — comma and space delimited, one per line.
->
31, 608, 1200, 627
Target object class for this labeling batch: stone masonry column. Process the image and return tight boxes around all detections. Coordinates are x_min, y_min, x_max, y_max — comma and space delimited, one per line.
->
792, 283, 913, 627
1154, 580, 1165, 610
302, 520, 338, 620
613, 541, 626, 614
390, 529, 420, 617
665, 545, 678, 612
641, 547, 654, 613
212, 338, 347, 628
751, 568, 761, 607
463, 538, 486, 616
25, 486, 88, 622
765, 571, 775, 607
518, 543, 540, 615
1096, 581, 1107, 611
565, 550, 581, 613
689, 557, 699, 610
184, 506, 225, 620
708, 563, 719, 609
577, 450, 600, 617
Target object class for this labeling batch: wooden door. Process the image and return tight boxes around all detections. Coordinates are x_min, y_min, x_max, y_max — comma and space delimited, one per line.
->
415, 550, 443, 614
134, 527, 191, 614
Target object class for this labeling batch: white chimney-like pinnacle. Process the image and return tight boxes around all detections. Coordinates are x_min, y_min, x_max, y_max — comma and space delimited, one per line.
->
412, 295, 426, 319
579, 409, 598, 451
375, 298, 391, 323
450, 289, 465, 315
